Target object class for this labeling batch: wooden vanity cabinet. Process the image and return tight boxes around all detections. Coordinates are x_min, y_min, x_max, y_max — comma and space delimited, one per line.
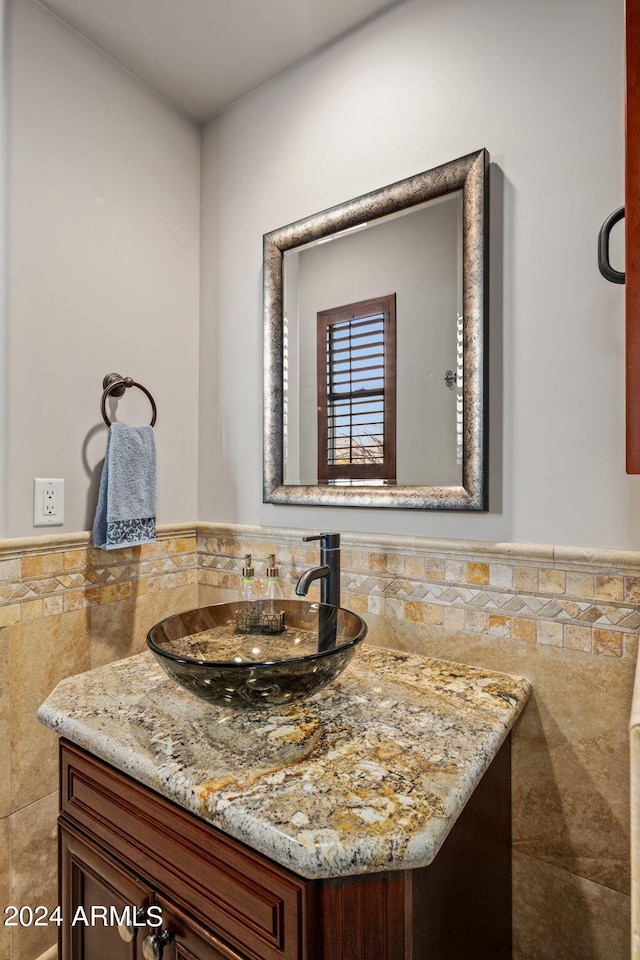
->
58, 738, 512, 960
60, 821, 249, 960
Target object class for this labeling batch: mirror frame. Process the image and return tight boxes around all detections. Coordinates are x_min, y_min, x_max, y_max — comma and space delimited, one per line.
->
263, 148, 488, 510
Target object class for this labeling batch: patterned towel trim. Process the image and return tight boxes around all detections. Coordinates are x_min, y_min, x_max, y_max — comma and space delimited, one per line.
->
106, 517, 156, 548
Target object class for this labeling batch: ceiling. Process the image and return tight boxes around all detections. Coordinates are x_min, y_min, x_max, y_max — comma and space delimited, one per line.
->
37, 0, 401, 122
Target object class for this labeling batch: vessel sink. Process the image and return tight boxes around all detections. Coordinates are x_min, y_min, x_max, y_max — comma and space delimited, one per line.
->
147, 599, 367, 709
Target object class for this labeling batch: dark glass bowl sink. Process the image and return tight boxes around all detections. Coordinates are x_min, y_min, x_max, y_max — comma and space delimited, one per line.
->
147, 599, 367, 710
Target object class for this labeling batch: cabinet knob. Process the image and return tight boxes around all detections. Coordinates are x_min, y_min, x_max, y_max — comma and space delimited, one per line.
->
117, 909, 147, 943
142, 930, 174, 960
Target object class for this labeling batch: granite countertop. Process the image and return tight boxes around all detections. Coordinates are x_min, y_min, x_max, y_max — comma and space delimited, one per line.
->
38, 646, 530, 880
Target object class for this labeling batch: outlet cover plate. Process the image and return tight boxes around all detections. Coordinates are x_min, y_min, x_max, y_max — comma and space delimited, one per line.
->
33, 478, 64, 527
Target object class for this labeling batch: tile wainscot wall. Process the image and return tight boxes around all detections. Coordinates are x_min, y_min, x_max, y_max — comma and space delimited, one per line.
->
2, 521, 638, 960
1, 525, 199, 960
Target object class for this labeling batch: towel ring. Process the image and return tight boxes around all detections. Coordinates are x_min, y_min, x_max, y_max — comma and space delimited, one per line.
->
101, 373, 157, 427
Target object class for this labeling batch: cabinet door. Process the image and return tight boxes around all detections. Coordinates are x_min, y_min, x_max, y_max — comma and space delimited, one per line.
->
144, 896, 249, 960
61, 743, 309, 960
628, 0, 640, 469
60, 822, 154, 960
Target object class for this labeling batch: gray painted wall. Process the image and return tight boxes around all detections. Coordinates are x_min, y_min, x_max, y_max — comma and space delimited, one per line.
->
199, 0, 628, 548
4, 0, 201, 537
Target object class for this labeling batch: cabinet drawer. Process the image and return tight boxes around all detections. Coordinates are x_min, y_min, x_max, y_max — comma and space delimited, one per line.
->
60, 741, 311, 960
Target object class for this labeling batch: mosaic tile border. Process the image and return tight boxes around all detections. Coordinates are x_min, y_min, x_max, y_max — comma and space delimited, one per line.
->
0, 525, 198, 626
197, 524, 640, 662
2, 519, 640, 658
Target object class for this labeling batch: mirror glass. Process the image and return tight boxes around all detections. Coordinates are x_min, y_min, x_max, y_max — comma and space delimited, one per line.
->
282, 191, 463, 487
263, 149, 488, 510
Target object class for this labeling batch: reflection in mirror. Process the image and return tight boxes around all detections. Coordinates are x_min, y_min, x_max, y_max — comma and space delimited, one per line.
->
283, 193, 463, 487
264, 149, 488, 510
315, 292, 398, 487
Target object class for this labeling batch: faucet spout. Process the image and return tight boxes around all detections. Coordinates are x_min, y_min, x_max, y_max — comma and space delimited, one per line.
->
296, 533, 341, 608
295, 565, 330, 598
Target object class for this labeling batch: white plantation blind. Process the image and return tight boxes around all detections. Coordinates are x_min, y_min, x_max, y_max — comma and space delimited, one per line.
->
317, 295, 396, 484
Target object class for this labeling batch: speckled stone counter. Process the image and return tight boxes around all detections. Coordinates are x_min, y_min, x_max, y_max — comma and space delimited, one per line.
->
38, 647, 530, 880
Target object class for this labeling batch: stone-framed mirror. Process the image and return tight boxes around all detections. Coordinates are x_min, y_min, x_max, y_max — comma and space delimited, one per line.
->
263, 148, 488, 510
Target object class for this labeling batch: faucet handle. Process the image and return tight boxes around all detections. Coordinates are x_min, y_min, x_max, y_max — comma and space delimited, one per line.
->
303, 533, 340, 549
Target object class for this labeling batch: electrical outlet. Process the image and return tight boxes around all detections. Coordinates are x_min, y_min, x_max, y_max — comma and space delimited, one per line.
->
34, 478, 64, 527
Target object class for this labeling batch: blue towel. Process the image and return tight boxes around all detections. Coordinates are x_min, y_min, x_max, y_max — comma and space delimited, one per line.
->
92, 423, 157, 550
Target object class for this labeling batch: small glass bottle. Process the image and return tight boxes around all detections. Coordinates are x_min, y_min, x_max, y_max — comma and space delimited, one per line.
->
239, 554, 261, 630
263, 554, 285, 633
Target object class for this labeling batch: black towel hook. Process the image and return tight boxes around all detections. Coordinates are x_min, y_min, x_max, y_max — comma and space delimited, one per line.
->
101, 373, 157, 427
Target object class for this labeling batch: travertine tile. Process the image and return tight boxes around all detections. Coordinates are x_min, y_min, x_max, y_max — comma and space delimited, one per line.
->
539, 568, 566, 594
565, 624, 592, 653
489, 564, 513, 589
488, 614, 511, 638
513, 852, 630, 960
465, 610, 488, 633
0, 607, 20, 628
197, 584, 237, 607
100, 584, 117, 604
170, 536, 197, 555
405, 555, 425, 578
21, 599, 42, 622
443, 606, 465, 631
10, 793, 58, 960
21, 555, 43, 579
0, 631, 10, 819
0, 560, 21, 581
367, 594, 385, 616
42, 554, 62, 576
567, 571, 595, 599
90, 584, 198, 669
467, 562, 489, 585
512, 618, 536, 643
11, 610, 91, 810
386, 554, 405, 575
593, 628, 622, 658
595, 575, 624, 602
514, 566, 539, 592
363, 612, 415, 653
63, 549, 87, 571
444, 559, 466, 583
404, 601, 423, 622
0, 817, 9, 960
537, 621, 563, 647
384, 597, 404, 620
117, 582, 132, 601
625, 635, 639, 661
43, 596, 63, 617
625, 577, 640, 603
424, 558, 445, 580
346, 593, 367, 616
421, 603, 444, 625
348, 550, 369, 572
412, 625, 634, 894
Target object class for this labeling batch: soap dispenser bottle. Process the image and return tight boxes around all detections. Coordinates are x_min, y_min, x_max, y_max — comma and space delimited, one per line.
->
237, 554, 261, 632
240, 554, 261, 607
265, 554, 284, 609
263, 554, 285, 633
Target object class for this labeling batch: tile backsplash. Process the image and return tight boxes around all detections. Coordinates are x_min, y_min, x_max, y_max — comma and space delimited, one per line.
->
198, 524, 640, 661
0, 527, 198, 627
1, 525, 199, 960
1, 520, 637, 960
